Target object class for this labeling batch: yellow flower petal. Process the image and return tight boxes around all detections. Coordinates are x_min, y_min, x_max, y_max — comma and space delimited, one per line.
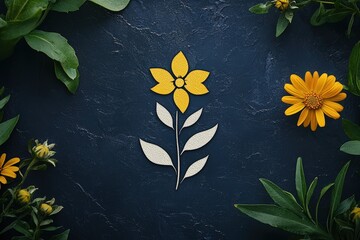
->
315, 109, 325, 127
281, 96, 302, 104
303, 111, 312, 127
185, 83, 209, 95
3, 166, 19, 172
297, 108, 309, 126
322, 75, 336, 93
3, 157, 20, 168
323, 101, 344, 112
285, 102, 305, 116
327, 92, 347, 102
305, 71, 313, 89
185, 70, 210, 84
322, 82, 343, 99
315, 73, 327, 94
322, 104, 340, 119
0, 176, 7, 184
1, 169, 16, 178
290, 74, 308, 93
311, 111, 318, 131
173, 88, 190, 113
151, 82, 175, 95
0, 153, 5, 168
150, 68, 174, 83
171, 51, 189, 78
284, 84, 305, 98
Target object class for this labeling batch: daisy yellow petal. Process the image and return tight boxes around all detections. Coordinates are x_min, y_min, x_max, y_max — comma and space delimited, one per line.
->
315, 109, 325, 127
305, 71, 313, 89
322, 105, 340, 119
282, 96, 302, 104
290, 74, 308, 93
322, 75, 336, 93
185, 70, 210, 84
284, 84, 305, 98
311, 112, 318, 131
327, 92, 347, 102
151, 82, 175, 95
315, 73, 327, 94
150, 68, 174, 83
303, 111, 312, 127
185, 82, 209, 95
324, 101, 344, 112
1, 169, 16, 178
173, 88, 190, 113
297, 108, 309, 126
322, 82, 343, 98
285, 102, 305, 116
0, 154, 5, 168
171, 51, 189, 78
3, 157, 20, 168
3, 166, 19, 172
0, 176, 7, 184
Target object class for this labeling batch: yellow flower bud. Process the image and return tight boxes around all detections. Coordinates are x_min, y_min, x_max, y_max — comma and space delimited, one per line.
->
274, 0, 289, 11
17, 189, 30, 204
40, 203, 53, 215
33, 145, 49, 159
351, 207, 360, 221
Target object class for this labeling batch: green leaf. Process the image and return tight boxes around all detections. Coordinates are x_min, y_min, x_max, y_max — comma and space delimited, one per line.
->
249, 3, 272, 14
90, 0, 131, 11
316, 183, 334, 224
340, 141, 360, 155
285, 11, 294, 23
348, 41, 360, 96
335, 195, 356, 216
342, 119, 360, 140
305, 177, 318, 219
50, 229, 70, 240
276, 14, 290, 37
0, 18, 7, 28
259, 178, 303, 214
51, 0, 87, 12
335, 218, 354, 232
0, 95, 10, 110
24, 30, 79, 79
347, 13, 355, 37
295, 157, 307, 208
329, 161, 350, 230
234, 204, 327, 236
5, 0, 49, 21
310, 3, 327, 26
13, 221, 31, 237
54, 61, 79, 94
0, 115, 19, 146
42, 226, 62, 231
40, 219, 53, 226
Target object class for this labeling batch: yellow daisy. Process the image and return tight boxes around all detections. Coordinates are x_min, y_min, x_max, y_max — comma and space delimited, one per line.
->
150, 51, 210, 113
282, 71, 346, 131
0, 153, 20, 186
274, 0, 289, 11
351, 207, 360, 221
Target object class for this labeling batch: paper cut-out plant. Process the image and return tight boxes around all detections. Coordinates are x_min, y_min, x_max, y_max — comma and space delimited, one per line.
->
139, 51, 218, 190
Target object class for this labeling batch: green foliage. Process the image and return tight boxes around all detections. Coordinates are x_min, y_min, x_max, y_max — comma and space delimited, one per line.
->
235, 158, 358, 240
341, 119, 360, 155
0, 0, 132, 93
0, 87, 18, 147
348, 41, 360, 96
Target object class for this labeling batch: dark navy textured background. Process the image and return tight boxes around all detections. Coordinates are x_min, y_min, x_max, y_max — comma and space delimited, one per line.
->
1, 0, 360, 239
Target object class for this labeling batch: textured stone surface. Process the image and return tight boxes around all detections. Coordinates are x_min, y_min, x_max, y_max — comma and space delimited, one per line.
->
1, 0, 360, 239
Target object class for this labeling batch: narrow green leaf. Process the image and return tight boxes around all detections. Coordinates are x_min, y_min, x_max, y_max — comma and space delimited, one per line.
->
276, 14, 290, 37
334, 195, 356, 216
335, 218, 354, 232
49, 229, 70, 240
259, 178, 303, 214
90, 0, 130, 11
310, 3, 327, 26
340, 141, 360, 155
0, 115, 19, 146
285, 11, 294, 23
348, 41, 360, 96
305, 177, 318, 219
249, 3, 272, 14
0, 95, 10, 110
54, 62, 79, 94
52, 0, 86, 13
329, 161, 351, 230
342, 119, 360, 140
347, 13, 355, 37
316, 183, 334, 224
0, 18, 7, 28
295, 157, 307, 208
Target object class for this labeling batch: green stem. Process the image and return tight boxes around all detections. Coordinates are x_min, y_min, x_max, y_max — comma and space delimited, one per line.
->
175, 111, 181, 190
312, 0, 335, 4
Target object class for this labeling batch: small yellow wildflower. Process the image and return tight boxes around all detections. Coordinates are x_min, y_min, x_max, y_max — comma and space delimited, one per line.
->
40, 203, 53, 215
0, 153, 20, 187
150, 51, 210, 113
17, 189, 31, 204
32, 140, 55, 159
282, 71, 346, 131
274, 0, 289, 11
351, 207, 360, 221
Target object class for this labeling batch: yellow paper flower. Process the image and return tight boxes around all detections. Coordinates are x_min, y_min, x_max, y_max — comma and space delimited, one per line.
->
17, 189, 31, 204
150, 51, 210, 113
274, 0, 289, 11
282, 71, 346, 131
40, 203, 53, 215
0, 153, 20, 186
351, 207, 360, 221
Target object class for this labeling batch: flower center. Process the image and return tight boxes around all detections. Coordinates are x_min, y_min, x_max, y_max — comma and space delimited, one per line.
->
304, 92, 323, 110
175, 78, 185, 88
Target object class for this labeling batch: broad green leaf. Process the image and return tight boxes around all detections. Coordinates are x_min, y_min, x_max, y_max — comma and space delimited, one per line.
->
24, 30, 79, 79
335, 195, 355, 216
276, 14, 290, 37
340, 141, 360, 155
316, 183, 334, 224
325, 8, 353, 24
52, 0, 86, 12
0, 115, 19, 146
259, 178, 303, 214
305, 177, 318, 219
348, 41, 360, 96
342, 119, 360, 140
310, 3, 327, 26
234, 204, 327, 237
90, 0, 130, 11
295, 157, 307, 208
49, 229, 70, 240
54, 61, 79, 94
0, 95, 10, 110
329, 161, 350, 230
249, 3, 272, 14
5, 0, 49, 21
0, 17, 40, 40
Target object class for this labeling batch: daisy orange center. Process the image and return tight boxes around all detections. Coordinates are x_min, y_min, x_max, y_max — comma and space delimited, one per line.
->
175, 78, 185, 88
304, 92, 323, 110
